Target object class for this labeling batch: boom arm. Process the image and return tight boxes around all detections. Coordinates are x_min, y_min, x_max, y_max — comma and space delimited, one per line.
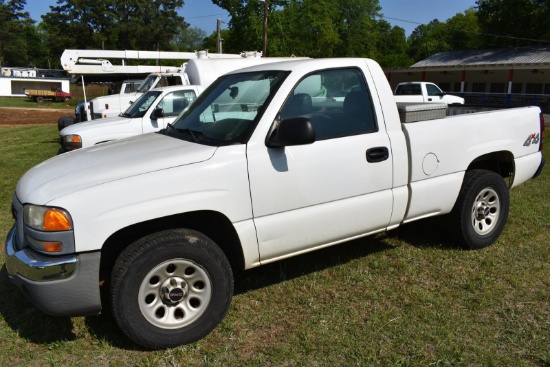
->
61, 49, 254, 74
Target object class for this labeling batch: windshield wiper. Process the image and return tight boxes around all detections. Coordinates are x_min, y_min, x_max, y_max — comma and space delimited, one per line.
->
176, 127, 202, 143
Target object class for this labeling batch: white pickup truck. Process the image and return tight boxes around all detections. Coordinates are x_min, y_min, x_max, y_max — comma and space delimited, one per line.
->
59, 85, 202, 153
394, 81, 465, 105
5, 58, 545, 349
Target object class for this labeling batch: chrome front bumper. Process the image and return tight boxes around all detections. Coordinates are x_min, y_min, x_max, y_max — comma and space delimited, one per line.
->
5, 226, 102, 316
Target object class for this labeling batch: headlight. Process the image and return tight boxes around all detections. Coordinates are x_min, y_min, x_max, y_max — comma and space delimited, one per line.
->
63, 134, 82, 150
24, 205, 73, 231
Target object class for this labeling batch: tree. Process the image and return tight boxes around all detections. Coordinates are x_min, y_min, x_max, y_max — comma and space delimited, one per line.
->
476, 0, 550, 47
174, 26, 207, 51
0, 0, 42, 67
443, 8, 483, 51
212, 0, 385, 58
374, 21, 412, 67
40, 0, 186, 64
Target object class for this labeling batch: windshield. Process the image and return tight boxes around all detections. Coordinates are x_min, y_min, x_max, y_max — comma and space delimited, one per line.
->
137, 75, 158, 93
120, 90, 162, 118
165, 70, 288, 145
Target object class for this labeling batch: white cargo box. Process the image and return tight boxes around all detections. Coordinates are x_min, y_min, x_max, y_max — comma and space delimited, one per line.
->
397, 102, 447, 123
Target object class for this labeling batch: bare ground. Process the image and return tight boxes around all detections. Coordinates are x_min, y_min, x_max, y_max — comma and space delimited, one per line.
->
0, 107, 73, 126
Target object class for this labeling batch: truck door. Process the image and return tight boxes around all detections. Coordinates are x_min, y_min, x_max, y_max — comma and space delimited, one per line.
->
143, 90, 197, 133
247, 67, 394, 262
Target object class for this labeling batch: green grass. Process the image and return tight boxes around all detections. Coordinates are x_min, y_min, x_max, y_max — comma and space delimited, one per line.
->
0, 125, 548, 366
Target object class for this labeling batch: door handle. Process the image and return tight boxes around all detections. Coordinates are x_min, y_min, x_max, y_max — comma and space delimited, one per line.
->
366, 147, 389, 163
428, 98, 432, 101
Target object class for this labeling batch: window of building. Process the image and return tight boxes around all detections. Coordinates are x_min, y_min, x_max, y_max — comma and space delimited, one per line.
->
454, 82, 466, 93
490, 83, 506, 93
472, 83, 486, 93
545, 84, 550, 95
438, 83, 451, 92
526, 83, 543, 94
511, 83, 522, 94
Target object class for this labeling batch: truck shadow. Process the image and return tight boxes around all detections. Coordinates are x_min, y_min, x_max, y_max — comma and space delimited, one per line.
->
0, 218, 458, 350
384, 215, 463, 250
0, 266, 76, 344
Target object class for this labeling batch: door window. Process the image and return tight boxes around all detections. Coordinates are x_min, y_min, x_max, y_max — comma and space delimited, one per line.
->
426, 84, 443, 96
156, 90, 197, 117
279, 68, 377, 140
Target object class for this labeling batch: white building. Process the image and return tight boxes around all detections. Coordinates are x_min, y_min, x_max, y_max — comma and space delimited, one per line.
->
384, 46, 550, 111
0, 67, 70, 97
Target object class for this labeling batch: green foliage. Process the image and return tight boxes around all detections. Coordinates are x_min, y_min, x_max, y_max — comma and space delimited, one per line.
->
476, 0, 550, 47
174, 26, 208, 51
0, 0, 45, 67
39, 0, 185, 68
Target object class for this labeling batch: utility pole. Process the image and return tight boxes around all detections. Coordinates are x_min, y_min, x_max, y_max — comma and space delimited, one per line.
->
216, 19, 222, 53
262, 0, 268, 57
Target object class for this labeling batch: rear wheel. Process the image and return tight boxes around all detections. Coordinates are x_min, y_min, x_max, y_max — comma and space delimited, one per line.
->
110, 229, 233, 349
451, 169, 510, 249
36, 96, 44, 103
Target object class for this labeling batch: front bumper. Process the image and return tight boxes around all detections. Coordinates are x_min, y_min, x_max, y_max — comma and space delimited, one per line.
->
5, 226, 102, 317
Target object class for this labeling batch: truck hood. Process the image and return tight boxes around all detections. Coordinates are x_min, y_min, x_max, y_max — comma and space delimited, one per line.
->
60, 116, 132, 136
17, 133, 217, 205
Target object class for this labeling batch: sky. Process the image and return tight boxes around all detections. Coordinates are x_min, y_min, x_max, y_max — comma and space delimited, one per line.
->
24, 0, 478, 37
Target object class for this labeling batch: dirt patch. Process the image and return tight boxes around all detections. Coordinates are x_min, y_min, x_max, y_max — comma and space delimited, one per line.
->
0, 107, 73, 126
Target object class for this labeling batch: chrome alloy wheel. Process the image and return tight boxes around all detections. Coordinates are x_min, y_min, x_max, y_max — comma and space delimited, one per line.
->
471, 187, 500, 236
138, 259, 212, 329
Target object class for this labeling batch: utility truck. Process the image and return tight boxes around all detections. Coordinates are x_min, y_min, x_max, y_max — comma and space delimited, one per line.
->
74, 79, 143, 123
87, 53, 280, 121
60, 49, 261, 121
394, 81, 464, 105
5, 58, 545, 349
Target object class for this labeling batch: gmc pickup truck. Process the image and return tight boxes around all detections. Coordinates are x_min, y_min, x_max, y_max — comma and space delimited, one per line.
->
5, 58, 545, 349
394, 81, 465, 105
59, 85, 202, 153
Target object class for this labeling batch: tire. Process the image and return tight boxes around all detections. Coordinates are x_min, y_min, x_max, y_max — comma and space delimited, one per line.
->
57, 115, 75, 131
451, 169, 510, 249
64, 96, 71, 102
36, 96, 44, 103
110, 229, 234, 349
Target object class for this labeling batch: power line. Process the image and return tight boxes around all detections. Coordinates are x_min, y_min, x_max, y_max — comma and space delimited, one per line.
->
379, 15, 550, 44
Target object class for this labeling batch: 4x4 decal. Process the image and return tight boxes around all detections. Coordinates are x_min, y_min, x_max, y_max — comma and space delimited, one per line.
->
524, 133, 540, 147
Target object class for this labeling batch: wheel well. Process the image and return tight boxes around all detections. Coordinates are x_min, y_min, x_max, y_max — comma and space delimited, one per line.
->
99, 211, 245, 286
467, 151, 514, 183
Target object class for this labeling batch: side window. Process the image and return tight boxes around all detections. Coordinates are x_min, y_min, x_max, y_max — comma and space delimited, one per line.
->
157, 90, 197, 117
279, 68, 377, 140
395, 84, 421, 95
426, 84, 442, 96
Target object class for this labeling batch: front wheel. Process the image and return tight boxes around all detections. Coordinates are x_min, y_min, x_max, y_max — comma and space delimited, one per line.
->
451, 169, 510, 249
110, 229, 234, 349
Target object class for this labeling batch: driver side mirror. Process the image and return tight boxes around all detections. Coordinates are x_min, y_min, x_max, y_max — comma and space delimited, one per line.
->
151, 108, 164, 120
266, 117, 316, 148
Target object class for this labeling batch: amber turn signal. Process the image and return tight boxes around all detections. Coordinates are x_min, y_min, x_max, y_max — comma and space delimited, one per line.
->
43, 209, 72, 231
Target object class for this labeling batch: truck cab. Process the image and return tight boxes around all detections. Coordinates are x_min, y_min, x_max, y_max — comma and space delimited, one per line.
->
76, 79, 143, 122
60, 85, 201, 152
394, 82, 464, 105
90, 74, 189, 120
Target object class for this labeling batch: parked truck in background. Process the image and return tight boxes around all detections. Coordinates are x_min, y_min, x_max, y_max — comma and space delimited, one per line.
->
25, 88, 72, 103
60, 85, 202, 153
74, 79, 143, 123
5, 58, 544, 349
394, 81, 465, 105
